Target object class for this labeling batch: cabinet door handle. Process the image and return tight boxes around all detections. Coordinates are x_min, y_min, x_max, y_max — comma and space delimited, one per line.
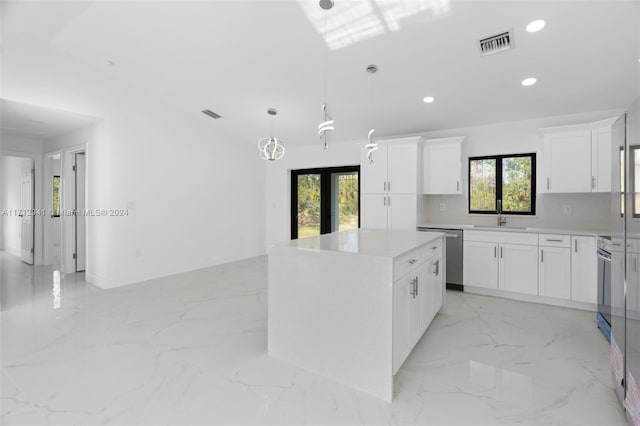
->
541, 249, 544, 263
415, 276, 419, 296
456, 181, 460, 192
635, 257, 637, 273
547, 178, 550, 190
388, 181, 391, 192
494, 246, 497, 258
546, 239, 563, 243
592, 176, 596, 190
388, 196, 391, 206
500, 246, 503, 258
574, 239, 578, 253
433, 260, 439, 276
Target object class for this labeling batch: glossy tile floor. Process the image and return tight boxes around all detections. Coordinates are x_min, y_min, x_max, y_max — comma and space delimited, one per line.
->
0, 251, 627, 425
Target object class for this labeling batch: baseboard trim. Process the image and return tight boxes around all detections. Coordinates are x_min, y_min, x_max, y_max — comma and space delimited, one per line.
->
464, 285, 597, 312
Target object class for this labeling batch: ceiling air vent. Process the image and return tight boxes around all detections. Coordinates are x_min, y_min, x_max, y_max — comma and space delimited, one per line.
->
202, 109, 222, 119
478, 30, 514, 56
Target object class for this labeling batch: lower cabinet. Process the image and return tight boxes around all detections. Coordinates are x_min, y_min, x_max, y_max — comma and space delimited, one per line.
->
463, 241, 498, 289
464, 231, 598, 307
539, 245, 571, 299
393, 242, 443, 374
463, 232, 538, 295
499, 243, 538, 295
571, 236, 597, 303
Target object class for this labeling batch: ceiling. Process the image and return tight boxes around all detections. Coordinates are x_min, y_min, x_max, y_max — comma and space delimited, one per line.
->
2, 0, 639, 147
0, 99, 98, 140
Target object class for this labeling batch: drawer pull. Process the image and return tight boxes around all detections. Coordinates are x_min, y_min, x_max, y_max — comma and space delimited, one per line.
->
546, 239, 564, 243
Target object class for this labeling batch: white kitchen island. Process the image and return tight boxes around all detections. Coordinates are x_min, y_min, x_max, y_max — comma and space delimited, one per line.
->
268, 229, 445, 402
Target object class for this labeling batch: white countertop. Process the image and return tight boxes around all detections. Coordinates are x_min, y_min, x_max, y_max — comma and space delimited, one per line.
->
416, 222, 608, 237
278, 229, 444, 258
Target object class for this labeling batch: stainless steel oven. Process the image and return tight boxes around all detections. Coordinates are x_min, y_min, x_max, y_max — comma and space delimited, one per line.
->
597, 236, 612, 340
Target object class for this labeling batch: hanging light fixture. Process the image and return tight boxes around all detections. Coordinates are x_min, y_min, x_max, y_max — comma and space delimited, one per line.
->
258, 108, 285, 161
365, 64, 378, 163
318, 0, 335, 151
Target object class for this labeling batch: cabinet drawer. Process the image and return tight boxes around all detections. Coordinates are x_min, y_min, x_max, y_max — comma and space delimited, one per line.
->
539, 234, 570, 247
394, 246, 429, 281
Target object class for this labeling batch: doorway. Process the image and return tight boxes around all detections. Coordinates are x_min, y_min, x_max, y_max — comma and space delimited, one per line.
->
1, 156, 35, 264
74, 152, 86, 272
290, 166, 360, 239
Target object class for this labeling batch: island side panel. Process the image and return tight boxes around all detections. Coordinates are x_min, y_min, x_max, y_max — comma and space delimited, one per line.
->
268, 245, 394, 402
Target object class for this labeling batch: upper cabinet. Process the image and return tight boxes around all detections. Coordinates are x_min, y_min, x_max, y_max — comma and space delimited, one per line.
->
360, 136, 421, 195
422, 137, 465, 195
540, 117, 617, 193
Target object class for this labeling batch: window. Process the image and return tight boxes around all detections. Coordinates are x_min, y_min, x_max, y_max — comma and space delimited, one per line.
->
469, 153, 536, 215
52, 176, 61, 217
291, 166, 360, 239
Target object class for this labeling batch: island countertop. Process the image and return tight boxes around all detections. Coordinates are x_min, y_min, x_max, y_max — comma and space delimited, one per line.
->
275, 229, 444, 258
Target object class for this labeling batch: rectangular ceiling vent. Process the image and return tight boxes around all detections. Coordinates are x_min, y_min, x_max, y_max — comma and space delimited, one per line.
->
478, 30, 514, 56
202, 109, 222, 119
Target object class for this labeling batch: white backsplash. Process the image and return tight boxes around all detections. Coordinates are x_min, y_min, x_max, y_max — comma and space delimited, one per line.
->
420, 193, 610, 232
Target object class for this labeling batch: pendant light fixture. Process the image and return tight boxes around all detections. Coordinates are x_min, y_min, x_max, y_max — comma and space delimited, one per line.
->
318, 0, 335, 151
258, 108, 285, 161
365, 64, 378, 163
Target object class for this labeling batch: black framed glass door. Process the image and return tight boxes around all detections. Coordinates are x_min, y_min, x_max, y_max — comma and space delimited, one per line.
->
291, 166, 360, 239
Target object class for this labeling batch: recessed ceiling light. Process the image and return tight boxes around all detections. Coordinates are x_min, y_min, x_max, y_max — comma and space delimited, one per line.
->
521, 77, 537, 87
526, 19, 546, 33
423, 96, 435, 103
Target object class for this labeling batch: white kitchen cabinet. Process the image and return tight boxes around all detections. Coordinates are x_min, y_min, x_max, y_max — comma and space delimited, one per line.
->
361, 136, 421, 231
392, 239, 443, 374
422, 137, 464, 195
361, 137, 421, 195
361, 194, 388, 229
539, 246, 571, 299
499, 244, 539, 295
542, 129, 593, 193
591, 125, 612, 192
463, 240, 499, 289
464, 231, 538, 295
361, 194, 417, 231
571, 235, 597, 304
429, 254, 444, 315
541, 118, 617, 193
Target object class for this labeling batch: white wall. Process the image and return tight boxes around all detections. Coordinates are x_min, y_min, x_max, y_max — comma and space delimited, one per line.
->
265, 109, 624, 246
4, 37, 266, 288
1, 156, 25, 256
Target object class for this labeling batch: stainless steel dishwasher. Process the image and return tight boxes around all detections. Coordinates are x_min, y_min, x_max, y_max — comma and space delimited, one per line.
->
417, 227, 464, 291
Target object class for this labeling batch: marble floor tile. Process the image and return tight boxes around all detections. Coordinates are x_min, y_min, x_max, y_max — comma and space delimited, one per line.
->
0, 251, 627, 425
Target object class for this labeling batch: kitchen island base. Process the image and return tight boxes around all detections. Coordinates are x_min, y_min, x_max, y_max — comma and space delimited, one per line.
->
268, 229, 445, 402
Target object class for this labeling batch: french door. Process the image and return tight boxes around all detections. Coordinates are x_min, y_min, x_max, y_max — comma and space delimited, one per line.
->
291, 166, 360, 239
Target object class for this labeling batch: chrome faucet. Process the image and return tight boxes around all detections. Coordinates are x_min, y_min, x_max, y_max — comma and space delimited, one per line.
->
497, 200, 507, 226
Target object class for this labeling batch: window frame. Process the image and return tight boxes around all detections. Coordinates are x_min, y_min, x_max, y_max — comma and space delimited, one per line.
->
290, 166, 360, 239
468, 153, 536, 215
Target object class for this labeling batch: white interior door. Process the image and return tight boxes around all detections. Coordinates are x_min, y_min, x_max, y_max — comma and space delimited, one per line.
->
75, 153, 86, 272
20, 159, 34, 265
